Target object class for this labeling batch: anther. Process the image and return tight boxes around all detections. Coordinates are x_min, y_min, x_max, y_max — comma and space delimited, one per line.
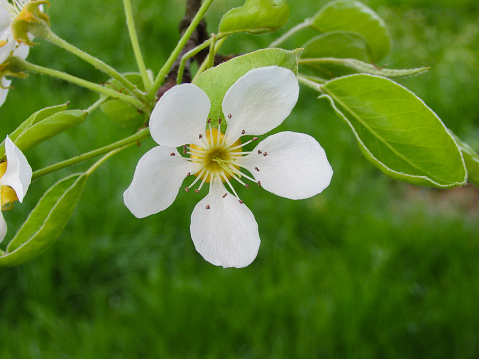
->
207, 118, 211, 123
206, 205, 211, 210
185, 187, 189, 192
183, 149, 187, 154
222, 193, 227, 198
199, 134, 203, 139
170, 153, 175, 156
228, 114, 232, 119
253, 137, 258, 141
187, 172, 191, 176
218, 118, 222, 124
258, 181, 262, 186
195, 189, 199, 193
257, 150, 262, 154
245, 184, 250, 189
263, 152, 268, 156
239, 200, 244, 204
255, 167, 260, 171
241, 130, 246, 135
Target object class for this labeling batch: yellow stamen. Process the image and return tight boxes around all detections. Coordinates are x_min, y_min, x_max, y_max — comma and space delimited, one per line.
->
189, 129, 242, 183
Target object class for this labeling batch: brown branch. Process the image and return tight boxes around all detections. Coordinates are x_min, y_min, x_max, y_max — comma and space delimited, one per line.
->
157, 0, 208, 99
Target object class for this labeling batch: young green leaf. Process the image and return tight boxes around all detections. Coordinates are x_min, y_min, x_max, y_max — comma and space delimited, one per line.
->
0, 103, 70, 157
311, 0, 390, 62
321, 74, 467, 188
13, 110, 87, 152
219, 0, 290, 36
193, 48, 299, 124
302, 32, 373, 62
300, 57, 429, 79
0, 173, 87, 267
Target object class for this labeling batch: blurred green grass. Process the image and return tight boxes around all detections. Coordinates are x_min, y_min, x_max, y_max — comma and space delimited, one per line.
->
1, 0, 479, 358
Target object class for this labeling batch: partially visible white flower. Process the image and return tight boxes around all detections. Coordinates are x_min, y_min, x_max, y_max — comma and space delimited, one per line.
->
0, 136, 32, 242
124, 66, 333, 268
0, 0, 31, 107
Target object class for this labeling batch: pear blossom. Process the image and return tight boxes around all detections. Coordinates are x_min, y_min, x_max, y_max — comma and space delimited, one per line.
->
0, 136, 32, 242
124, 66, 333, 268
0, 0, 31, 107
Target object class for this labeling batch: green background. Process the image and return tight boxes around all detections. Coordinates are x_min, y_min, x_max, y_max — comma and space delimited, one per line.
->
1, 0, 479, 357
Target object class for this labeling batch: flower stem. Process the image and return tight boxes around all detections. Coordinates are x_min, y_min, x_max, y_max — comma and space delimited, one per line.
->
42, 28, 147, 102
177, 38, 212, 85
269, 20, 312, 48
192, 36, 226, 82
32, 128, 151, 180
147, 0, 215, 100
297, 74, 324, 92
21, 60, 147, 111
86, 145, 130, 177
123, 0, 151, 89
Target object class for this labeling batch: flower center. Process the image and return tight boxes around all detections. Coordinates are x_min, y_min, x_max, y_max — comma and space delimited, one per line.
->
0, 161, 18, 211
189, 128, 242, 183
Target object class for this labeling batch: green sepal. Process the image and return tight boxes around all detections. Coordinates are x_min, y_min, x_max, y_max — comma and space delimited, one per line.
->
310, 0, 390, 62
193, 48, 299, 127
0, 173, 87, 267
219, 0, 290, 36
321, 74, 467, 188
100, 73, 147, 128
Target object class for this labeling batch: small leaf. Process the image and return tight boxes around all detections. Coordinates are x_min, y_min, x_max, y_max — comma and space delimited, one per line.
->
0, 174, 87, 267
219, 0, 290, 35
13, 110, 87, 152
302, 32, 373, 62
100, 73, 147, 128
193, 48, 299, 124
300, 56, 429, 79
0, 103, 70, 157
321, 74, 467, 188
311, 0, 390, 62
449, 132, 479, 187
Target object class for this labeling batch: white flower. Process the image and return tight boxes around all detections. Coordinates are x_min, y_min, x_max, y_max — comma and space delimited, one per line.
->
124, 66, 333, 268
0, 136, 32, 242
0, 0, 30, 107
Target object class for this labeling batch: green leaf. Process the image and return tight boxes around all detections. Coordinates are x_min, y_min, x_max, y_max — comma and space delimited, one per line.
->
321, 74, 467, 188
449, 132, 479, 187
311, 0, 390, 62
0, 174, 87, 267
13, 110, 87, 152
219, 0, 290, 35
300, 56, 429, 79
193, 48, 299, 125
100, 73, 147, 128
302, 32, 373, 62
0, 103, 70, 158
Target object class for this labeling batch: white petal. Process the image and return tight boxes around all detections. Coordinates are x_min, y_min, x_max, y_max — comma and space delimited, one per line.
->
13, 42, 29, 60
124, 146, 199, 218
0, 4, 11, 34
0, 77, 11, 107
236, 131, 333, 200
0, 212, 6, 243
1, 136, 32, 202
190, 181, 260, 268
149, 84, 210, 147
0, 32, 15, 65
222, 66, 299, 145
